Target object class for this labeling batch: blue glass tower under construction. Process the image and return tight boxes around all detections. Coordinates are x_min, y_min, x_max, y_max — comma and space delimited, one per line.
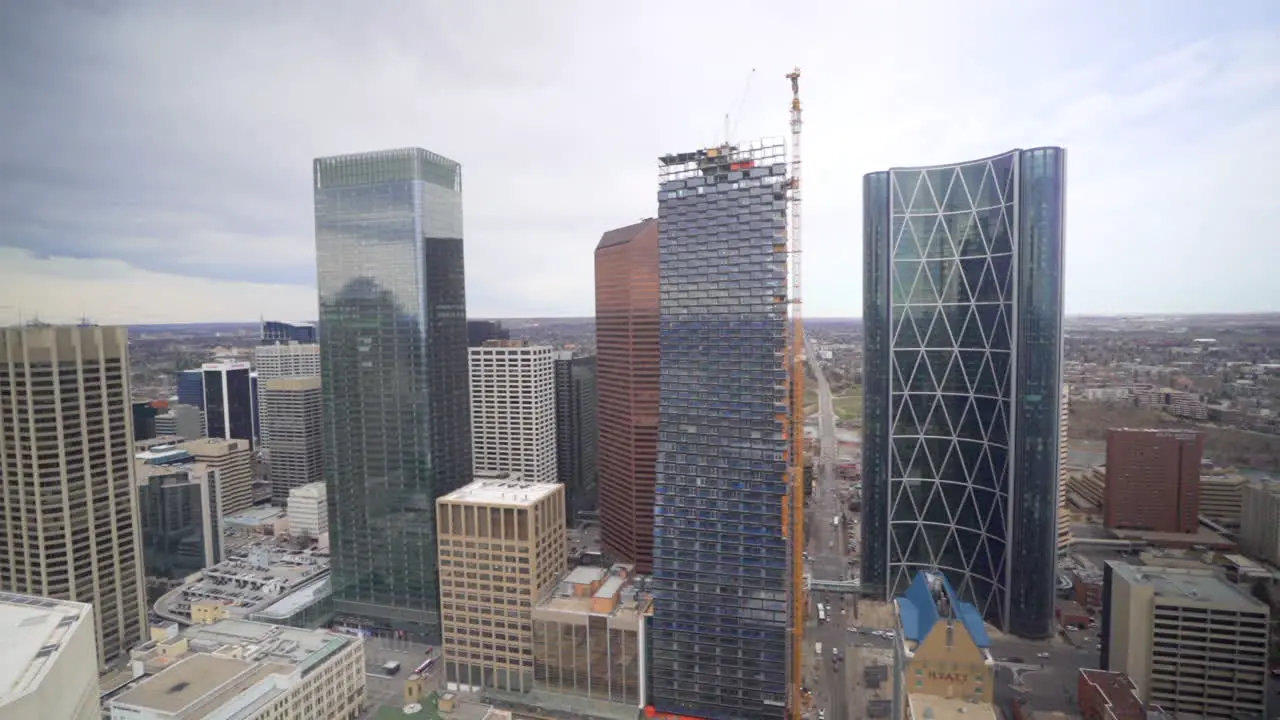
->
650, 140, 791, 719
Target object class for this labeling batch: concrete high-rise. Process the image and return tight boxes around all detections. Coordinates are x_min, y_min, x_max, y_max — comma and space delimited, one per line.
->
201, 361, 255, 449
252, 341, 321, 451
153, 402, 205, 440
594, 218, 659, 573
261, 377, 324, 504
469, 342, 557, 483
0, 325, 148, 667
315, 148, 471, 641
649, 141, 791, 718
553, 352, 598, 523
179, 438, 254, 516
1104, 428, 1203, 533
862, 148, 1066, 638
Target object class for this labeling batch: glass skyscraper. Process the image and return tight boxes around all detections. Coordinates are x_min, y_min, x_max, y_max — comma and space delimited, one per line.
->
314, 148, 471, 641
650, 140, 791, 718
862, 148, 1065, 638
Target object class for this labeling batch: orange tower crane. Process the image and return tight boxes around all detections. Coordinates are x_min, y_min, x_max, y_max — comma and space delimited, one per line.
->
785, 66, 807, 720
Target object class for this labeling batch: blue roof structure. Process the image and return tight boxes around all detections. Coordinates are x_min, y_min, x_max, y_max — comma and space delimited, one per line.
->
896, 571, 991, 649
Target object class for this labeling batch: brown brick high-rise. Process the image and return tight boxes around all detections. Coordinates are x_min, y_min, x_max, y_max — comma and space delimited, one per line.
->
594, 219, 659, 572
1104, 428, 1204, 533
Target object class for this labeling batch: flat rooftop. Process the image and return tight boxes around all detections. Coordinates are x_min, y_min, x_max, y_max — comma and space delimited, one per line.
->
160, 542, 329, 620
1079, 670, 1143, 718
111, 653, 284, 715
441, 476, 560, 507
907, 694, 997, 720
182, 619, 353, 664
1109, 562, 1263, 608
0, 592, 91, 704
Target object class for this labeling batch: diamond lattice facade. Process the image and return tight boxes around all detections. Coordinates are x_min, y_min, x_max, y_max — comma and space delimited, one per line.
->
649, 140, 791, 718
862, 148, 1065, 638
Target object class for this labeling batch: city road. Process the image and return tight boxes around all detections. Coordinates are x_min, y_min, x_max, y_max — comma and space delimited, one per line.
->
805, 337, 851, 720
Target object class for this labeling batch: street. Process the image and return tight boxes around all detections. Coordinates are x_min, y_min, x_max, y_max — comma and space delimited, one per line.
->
805, 336, 851, 720
357, 634, 442, 719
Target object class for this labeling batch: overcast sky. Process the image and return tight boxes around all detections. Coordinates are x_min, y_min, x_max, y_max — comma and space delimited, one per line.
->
1, 1, 1276, 324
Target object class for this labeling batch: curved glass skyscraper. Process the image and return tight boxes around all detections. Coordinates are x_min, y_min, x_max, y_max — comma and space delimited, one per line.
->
862, 148, 1065, 638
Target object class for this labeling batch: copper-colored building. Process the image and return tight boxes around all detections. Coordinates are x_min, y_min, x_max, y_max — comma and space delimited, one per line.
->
1104, 428, 1204, 533
594, 219, 659, 572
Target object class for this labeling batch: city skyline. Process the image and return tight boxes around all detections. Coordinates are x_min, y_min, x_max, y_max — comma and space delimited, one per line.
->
1, 3, 1277, 324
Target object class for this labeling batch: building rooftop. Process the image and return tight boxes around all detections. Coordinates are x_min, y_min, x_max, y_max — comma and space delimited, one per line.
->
596, 217, 656, 251
907, 693, 997, 720
0, 592, 91, 706
896, 570, 990, 650
224, 506, 286, 527
440, 474, 561, 507
156, 541, 329, 623
250, 577, 331, 621
1108, 562, 1264, 608
536, 565, 653, 626
1079, 669, 1144, 719
113, 654, 271, 715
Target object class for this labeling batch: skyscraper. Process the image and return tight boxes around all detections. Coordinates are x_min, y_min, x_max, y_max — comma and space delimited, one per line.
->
862, 148, 1066, 638
201, 361, 255, 448
252, 341, 321, 451
650, 141, 791, 718
0, 325, 148, 667
594, 218, 659, 573
314, 148, 471, 640
469, 343, 557, 483
553, 352, 599, 524
261, 320, 317, 344
261, 377, 324, 504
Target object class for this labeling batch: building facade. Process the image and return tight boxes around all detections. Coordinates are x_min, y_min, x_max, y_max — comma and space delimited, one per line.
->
650, 141, 791, 718
315, 148, 472, 641
134, 401, 159, 441
136, 461, 224, 580
177, 369, 205, 410
1240, 481, 1280, 565
154, 402, 205, 441
862, 148, 1066, 638
554, 352, 599, 524
467, 320, 510, 347
178, 438, 254, 515
436, 474, 566, 693
202, 361, 256, 449
469, 343, 557, 483
594, 218, 660, 573
252, 341, 321, 453
1058, 385, 1071, 555
1101, 561, 1267, 718
287, 482, 328, 538
1104, 429, 1203, 533
0, 592, 100, 720
0, 325, 148, 667
261, 377, 324, 503
261, 320, 317, 344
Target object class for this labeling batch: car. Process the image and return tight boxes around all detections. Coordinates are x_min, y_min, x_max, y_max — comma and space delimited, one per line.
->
1036, 651, 1050, 659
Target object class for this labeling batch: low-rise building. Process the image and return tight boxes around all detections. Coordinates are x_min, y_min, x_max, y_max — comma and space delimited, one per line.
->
893, 571, 996, 720
1102, 561, 1267, 718
531, 564, 652, 713
153, 542, 329, 627
106, 619, 365, 719
0, 592, 100, 720
287, 482, 328, 539
1076, 669, 1157, 720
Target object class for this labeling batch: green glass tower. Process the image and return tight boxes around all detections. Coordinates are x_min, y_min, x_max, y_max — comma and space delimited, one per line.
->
313, 148, 471, 641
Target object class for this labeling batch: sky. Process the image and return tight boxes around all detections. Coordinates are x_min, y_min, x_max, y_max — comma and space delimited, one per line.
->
0, 1, 1277, 325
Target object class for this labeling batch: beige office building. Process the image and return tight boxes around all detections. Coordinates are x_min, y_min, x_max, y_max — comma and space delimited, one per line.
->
1103, 561, 1268, 718
0, 591, 100, 720
261, 376, 324, 504
179, 437, 254, 515
437, 473, 566, 693
0, 325, 148, 668
1199, 475, 1245, 528
1239, 481, 1280, 565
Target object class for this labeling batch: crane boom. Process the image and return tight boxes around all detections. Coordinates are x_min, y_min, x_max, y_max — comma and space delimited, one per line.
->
785, 66, 806, 720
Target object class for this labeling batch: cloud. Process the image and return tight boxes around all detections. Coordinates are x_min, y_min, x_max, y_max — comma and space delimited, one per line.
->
0, 1, 1277, 322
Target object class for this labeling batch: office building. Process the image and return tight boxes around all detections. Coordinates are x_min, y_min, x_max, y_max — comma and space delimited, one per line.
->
893, 571, 996, 720
106, 619, 365, 720
288, 482, 328, 539
202, 361, 256, 448
252, 341, 321, 451
0, 592, 100, 720
153, 402, 205, 441
469, 342, 557, 483
1101, 561, 1268, 718
1240, 481, 1280, 565
1199, 475, 1245, 527
315, 148, 472, 641
532, 564, 652, 712
178, 438, 254, 515
467, 319, 510, 347
1077, 669, 1155, 720
650, 140, 791, 718
554, 352, 599, 522
1104, 429, 1203, 533
177, 368, 205, 409
261, 320, 317, 344
594, 217, 660, 572
862, 148, 1067, 638
261, 377, 324, 503
135, 459, 224, 580
0, 325, 148, 667
133, 400, 159, 441
436, 474, 566, 693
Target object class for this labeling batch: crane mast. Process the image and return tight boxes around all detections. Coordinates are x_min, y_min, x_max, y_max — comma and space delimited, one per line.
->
785, 66, 806, 720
